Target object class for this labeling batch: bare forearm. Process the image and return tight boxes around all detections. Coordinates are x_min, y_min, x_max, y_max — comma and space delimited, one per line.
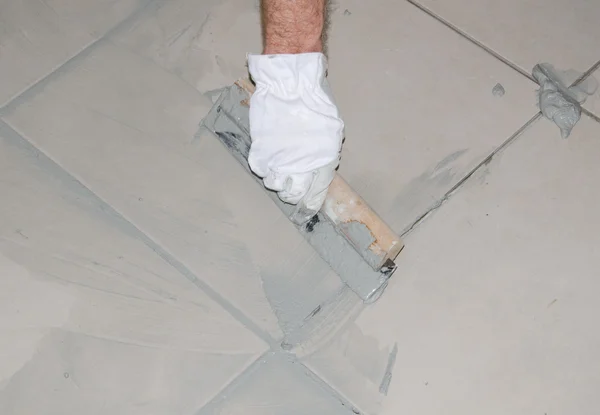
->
261, 0, 326, 54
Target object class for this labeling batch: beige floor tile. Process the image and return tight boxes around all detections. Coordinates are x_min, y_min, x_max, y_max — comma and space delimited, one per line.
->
201, 353, 355, 415
304, 116, 600, 414
413, 0, 600, 74
326, 0, 538, 234
110, 0, 262, 94
1, 40, 344, 341
0, 0, 146, 107
0, 122, 267, 414
582, 68, 600, 119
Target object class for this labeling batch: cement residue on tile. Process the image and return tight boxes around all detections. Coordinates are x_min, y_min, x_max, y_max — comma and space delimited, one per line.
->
492, 83, 505, 97
281, 286, 363, 357
327, 0, 537, 235
304, 322, 399, 414
382, 149, 466, 234
0, 120, 221, 308
110, 0, 262, 94
3, 36, 360, 341
532, 63, 597, 138
315, 118, 600, 414
0, 125, 268, 412
201, 352, 355, 415
259, 257, 344, 337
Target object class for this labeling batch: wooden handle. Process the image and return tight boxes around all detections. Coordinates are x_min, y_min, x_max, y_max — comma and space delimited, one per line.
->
324, 175, 403, 270
235, 79, 403, 270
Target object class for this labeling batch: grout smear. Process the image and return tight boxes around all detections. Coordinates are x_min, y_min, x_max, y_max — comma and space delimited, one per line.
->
532, 63, 598, 139
378, 342, 398, 395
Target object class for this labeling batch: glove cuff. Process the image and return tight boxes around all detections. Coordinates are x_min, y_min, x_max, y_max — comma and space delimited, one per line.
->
247, 52, 328, 93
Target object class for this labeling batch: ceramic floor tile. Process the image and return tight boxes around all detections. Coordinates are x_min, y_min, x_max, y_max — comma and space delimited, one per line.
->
1, 39, 345, 342
0, 122, 267, 414
326, 0, 538, 234
305, 116, 600, 414
110, 0, 262, 94
582, 68, 600, 119
200, 353, 356, 415
0, 329, 262, 415
412, 0, 600, 74
0, 0, 147, 107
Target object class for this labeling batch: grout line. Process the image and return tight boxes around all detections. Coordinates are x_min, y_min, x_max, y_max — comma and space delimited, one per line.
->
195, 351, 361, 415
570, 59, 600, 88
571, 59, 600, 123
194, 349, 274, 415
445, 114, 542, 197
0, 0, 156, 113
0, 119, 276, 347
401, 112, 542, 237
583, 107, 600, 123
405, 0, 536, 83
293, 359, 363, 414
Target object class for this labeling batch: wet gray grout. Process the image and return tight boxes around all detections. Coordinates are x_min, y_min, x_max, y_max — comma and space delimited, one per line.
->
446, 114, 543, 197
5, 108, 359, 408
0, 118, 277, 347
402, 112, 543, 237
194, 350, 274, 415
0, 0, 284, 349
0, 1, 360, 410
399, 54, 600, 239
398, 0, 545, 236
196, 351, 361, 415
401, 0, 600, 236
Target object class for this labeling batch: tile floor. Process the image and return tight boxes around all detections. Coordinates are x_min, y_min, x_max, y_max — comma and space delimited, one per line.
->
1, 0, 599, 414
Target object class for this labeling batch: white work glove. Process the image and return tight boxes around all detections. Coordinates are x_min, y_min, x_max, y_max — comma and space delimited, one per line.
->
247, 52, 344, 223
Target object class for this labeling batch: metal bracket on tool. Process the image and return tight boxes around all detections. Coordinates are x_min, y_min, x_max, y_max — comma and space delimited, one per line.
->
199, 81, 403, 303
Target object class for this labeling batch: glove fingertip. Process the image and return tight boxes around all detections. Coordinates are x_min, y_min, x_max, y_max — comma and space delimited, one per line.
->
277, 172, 313, 204
262, 172, 286, 192
304, 188, 328, 212
247, 153, 268, 178
278, 191, 304, 205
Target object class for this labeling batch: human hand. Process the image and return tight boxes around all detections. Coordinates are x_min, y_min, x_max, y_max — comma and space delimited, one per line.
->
247, 52, 344, 223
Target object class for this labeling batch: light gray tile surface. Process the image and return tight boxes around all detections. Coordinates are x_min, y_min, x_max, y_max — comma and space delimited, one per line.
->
412, 0, 600, 74
0, 122, 267, 414
0, 0, 147, 107
2, 0, 600, 413
306, 117, 600, 414
200, 353, 356, 415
